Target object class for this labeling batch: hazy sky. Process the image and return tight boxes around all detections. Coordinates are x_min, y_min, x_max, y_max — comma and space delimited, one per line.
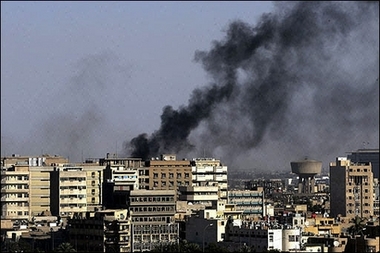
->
1, 1, 379, 173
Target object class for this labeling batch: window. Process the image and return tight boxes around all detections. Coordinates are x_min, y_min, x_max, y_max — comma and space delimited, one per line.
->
289, 235, 296, 242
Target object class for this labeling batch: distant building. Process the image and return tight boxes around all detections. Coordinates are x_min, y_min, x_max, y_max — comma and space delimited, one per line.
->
330, 157, 374, 219
347, 149, 379, 179
144, 154, 192, 197
228, 187, 264, 218
100, 155, 142, 209
128, 189, 178, 252
191, 157, 228, 202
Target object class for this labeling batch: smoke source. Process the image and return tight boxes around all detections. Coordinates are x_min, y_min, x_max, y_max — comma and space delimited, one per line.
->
125, 1, 379, 171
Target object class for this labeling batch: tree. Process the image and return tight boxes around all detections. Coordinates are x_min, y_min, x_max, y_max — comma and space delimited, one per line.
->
347, 216, 366, 237
55, 242, 76, 252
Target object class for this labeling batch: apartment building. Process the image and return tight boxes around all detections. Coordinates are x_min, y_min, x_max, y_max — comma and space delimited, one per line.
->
330, 157, 374, 219
101, 155, 142, 209
1, 163, 30, 220
228, 187, 264, 218
144, 154, 192, 196
190, 157, 228, 201
129, 189, 178, 252
80, 162, 104, 212
347, 149, 379, 179
178, 185, 219, 208
29, 166, 55, 217
50, 166, 87, 217
1, 154, 70, 221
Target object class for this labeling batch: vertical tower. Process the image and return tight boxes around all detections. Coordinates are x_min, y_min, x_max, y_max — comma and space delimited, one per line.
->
329, 157, 373, 219
290, 159, 322, 195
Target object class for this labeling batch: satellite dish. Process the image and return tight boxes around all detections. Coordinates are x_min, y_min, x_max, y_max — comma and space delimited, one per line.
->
333, 241, 339, 247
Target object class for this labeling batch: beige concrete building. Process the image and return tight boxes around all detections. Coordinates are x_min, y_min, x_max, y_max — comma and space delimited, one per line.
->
330, 157, 374, 220
50, 167, 88, 217
1, 163, 30, 220
29, 166, 55, 217
191, 157, 228, 201
129, 189, 178, 252
1, 154, 104, 222
144, 154, 192, 196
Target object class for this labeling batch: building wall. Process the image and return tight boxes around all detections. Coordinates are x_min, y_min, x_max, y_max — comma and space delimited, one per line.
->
1, 165, 30, 220
191, 158, 228, 201
228, 188, 264, 217
51, 167, 88, 217
146, 155, 192, 197
129, 189, 178, 252
347, 149, 379, 179
29, 166, 54, 217
330, 157, 374, 219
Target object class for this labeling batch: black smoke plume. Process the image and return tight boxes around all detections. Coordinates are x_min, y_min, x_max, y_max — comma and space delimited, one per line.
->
125, 1, 379, 169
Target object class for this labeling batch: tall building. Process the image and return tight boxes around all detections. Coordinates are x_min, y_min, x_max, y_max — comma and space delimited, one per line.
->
100, 154, 143, 209
50, 166, 88, 217
1, 163, 30, 220
347, 149, 379, 179
1, 154, 67, 221
129, 189, 178, 252
190, 157, 228, 202
330, 157, 374, 219
144, 154, 192, 197
29, 166, 55, 217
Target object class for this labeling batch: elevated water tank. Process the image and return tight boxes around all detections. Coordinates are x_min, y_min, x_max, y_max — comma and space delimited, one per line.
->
291, 159, 322, 194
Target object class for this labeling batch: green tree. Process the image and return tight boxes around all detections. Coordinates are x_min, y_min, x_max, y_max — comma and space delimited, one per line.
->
55, 242, 76, 252
347, 216, 366, 236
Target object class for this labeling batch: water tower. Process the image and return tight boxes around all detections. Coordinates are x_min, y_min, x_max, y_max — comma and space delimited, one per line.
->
291, 158, 322, 194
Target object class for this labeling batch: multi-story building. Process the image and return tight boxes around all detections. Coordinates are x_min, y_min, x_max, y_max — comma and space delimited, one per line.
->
178, 185, 219, 209
190, 157, 228, 202
1, 163, 30, 220
144, 154, 192, 196
1, 154, 70, 221
228, 187, 264, 218
50, 166, 88, 217
100, 154, 143, 209
68, 209, 131, 252
129, 189, 178, 252
347, 149, 379, 179
80, 161, 104, 212
29, 166, 55, 217
330, 157, 374, 219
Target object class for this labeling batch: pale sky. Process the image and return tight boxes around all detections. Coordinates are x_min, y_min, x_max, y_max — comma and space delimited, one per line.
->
1, 1, 379, 172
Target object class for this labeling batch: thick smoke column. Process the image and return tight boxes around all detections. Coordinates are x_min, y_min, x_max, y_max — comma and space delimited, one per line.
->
126, 1, 379, 166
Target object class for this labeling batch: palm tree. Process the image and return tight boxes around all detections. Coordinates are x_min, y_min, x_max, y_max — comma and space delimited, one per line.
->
55, 242, 76, 252
348, 216, 366, 237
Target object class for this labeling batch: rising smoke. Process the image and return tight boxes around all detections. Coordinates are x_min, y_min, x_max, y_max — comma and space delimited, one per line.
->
125, 1, 379, 170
